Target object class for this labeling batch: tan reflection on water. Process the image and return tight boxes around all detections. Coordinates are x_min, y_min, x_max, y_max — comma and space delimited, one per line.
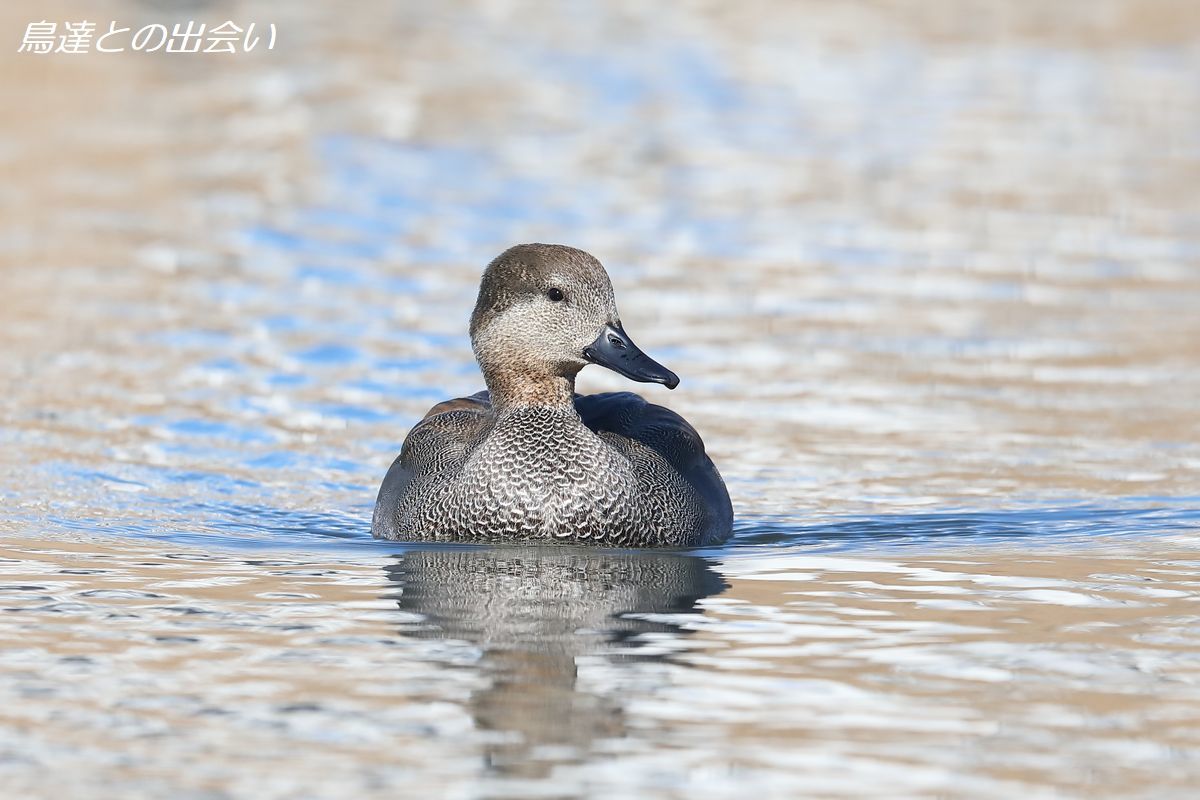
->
2, 0, 1199, 797
700, 549, 1200, 795
1, 536, 1199, 797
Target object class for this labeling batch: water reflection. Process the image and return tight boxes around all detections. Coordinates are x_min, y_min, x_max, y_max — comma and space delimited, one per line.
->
384, 546, 725, 776
4, 0, 1200, 794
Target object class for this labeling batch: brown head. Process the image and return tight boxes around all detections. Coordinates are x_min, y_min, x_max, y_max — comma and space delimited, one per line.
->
469, 244, 678, 409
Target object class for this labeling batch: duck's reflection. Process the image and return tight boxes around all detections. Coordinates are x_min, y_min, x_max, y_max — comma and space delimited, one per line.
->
384, 546, 725, 776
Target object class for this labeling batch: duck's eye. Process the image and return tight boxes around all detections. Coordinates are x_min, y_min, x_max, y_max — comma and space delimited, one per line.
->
547, 287, 564, 302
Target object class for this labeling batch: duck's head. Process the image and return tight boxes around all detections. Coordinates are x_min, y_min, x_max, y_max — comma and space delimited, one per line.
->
469, 244, 678, 401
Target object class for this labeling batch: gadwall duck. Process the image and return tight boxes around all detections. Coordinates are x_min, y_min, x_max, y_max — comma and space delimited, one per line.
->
371, 244, 732, 547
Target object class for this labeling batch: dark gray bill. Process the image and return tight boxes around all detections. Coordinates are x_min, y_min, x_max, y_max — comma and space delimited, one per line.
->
583, 324, 679, 389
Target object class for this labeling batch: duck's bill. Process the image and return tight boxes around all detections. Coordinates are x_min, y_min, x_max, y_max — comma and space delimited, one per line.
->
583, 324, 679, 389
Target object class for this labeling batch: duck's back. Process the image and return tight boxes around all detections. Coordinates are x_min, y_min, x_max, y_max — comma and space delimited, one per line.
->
372, 391, 732, 546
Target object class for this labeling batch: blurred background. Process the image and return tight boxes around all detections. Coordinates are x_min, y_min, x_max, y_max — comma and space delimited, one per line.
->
2, 1, 1200, 798
2, 0, 1198, 522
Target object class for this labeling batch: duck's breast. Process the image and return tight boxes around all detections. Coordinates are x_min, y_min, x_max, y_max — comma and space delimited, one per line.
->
575, 392, 733, 545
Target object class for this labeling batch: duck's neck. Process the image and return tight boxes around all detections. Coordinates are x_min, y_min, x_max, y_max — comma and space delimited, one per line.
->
483, 368, 578, 416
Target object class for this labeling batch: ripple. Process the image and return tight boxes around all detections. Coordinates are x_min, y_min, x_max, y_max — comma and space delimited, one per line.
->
3, 1, 1200, 797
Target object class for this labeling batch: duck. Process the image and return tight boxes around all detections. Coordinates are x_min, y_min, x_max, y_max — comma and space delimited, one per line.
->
371, 243, 732, 547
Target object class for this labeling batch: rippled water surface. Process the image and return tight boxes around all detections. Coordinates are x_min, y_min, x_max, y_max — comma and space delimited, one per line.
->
2, 1, 1200, 797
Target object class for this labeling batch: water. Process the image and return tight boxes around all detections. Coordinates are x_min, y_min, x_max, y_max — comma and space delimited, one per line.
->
2, 1, 1200, 797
